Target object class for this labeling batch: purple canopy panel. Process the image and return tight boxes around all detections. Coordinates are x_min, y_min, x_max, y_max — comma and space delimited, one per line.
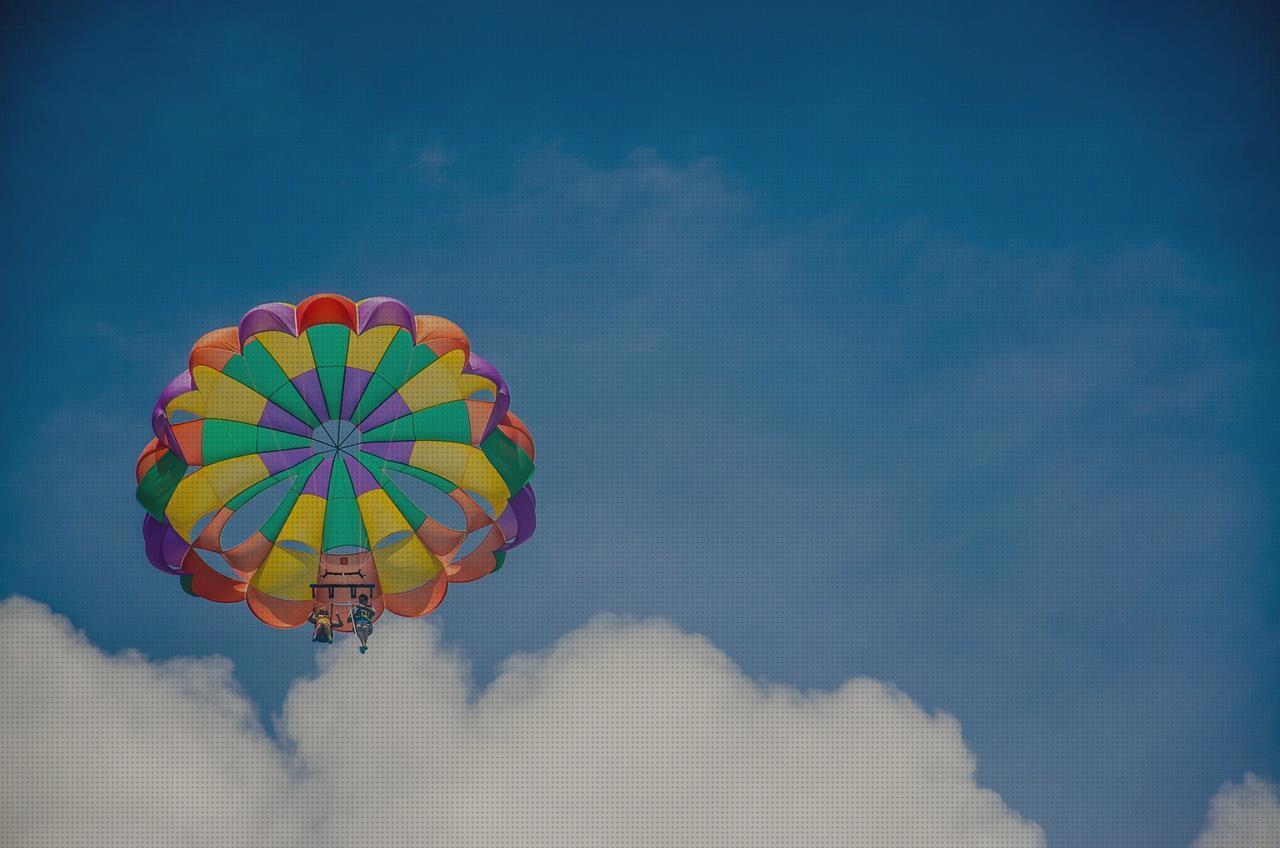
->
340, 368, 373, 420
302, 457, 334, 497
500, 486, 536, 550
361, 391, 410, 431
143, 514, 173, 572
343, 454, 380, 496
162, 521, 191, 569
153, 371, 195, 419
292, 370, 330, 423
258, 402, 313, 437
465, 353, 511, 441
151, 410, 182, 462
152, 371, 195, 456
496, 501, 518, 542
356, 297, 415, 334
261, 446, 315, 475
238, 302, 297, 345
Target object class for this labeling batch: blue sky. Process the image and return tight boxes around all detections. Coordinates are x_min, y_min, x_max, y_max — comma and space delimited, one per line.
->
1, 3, 1277, 847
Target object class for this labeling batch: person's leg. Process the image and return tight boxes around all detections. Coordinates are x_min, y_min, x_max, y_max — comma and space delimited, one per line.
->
356, 623, 371, 653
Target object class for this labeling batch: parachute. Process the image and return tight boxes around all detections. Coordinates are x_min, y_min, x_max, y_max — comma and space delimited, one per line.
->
135, 294, 536, 631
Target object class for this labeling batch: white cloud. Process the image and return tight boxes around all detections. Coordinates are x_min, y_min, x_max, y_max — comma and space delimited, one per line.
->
1193, 774, 1280, 848
0, 596, 1044, 847
0, 598, 293, 847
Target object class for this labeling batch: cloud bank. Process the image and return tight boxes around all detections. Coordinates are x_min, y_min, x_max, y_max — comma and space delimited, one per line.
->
1, 595, 1044, 847
1192, 774, 1280, 848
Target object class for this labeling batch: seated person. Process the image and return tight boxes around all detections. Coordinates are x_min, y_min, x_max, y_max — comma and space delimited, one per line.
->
350, 594, 375, 654
308, 605, 334, 644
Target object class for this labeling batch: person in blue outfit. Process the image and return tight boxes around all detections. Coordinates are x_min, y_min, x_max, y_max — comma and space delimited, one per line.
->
350, 594, 375, 654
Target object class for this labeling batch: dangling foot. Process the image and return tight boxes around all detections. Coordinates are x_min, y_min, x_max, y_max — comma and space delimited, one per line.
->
359, 645, 368, 654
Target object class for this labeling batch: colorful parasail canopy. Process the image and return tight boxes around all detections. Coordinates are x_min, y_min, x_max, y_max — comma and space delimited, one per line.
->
136, 294, 536, 629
